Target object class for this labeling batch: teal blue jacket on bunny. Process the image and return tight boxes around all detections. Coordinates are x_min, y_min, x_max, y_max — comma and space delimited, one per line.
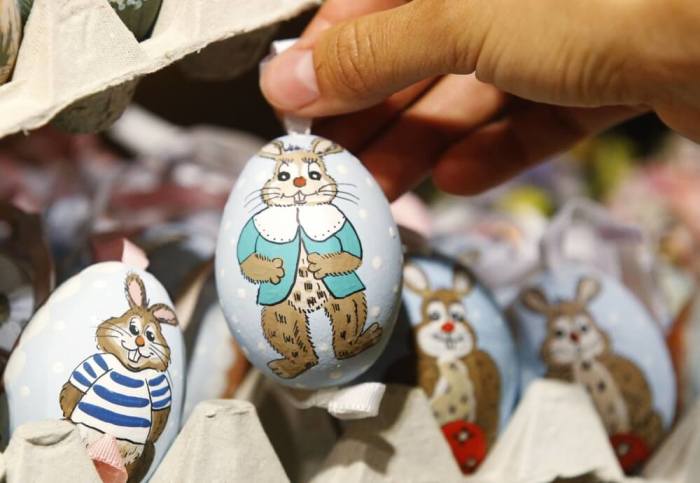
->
237, 210, 365, 306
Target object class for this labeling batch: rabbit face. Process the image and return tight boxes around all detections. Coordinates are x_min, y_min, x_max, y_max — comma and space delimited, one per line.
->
404, 262, 477, 360
417, 296, 474, 359
546, 312, 606, 364
258, 138, 345, 208
96, 273, 178, 372
522, 277, 610, 367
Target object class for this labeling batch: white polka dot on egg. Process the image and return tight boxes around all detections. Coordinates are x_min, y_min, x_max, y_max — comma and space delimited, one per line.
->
337, 164, 348, 175
372, 256, 383, 269
330, 370, 343, 380
370, 306, 381, 318
358, 209, 368, 220
52, 362, 65, 374
19, 386, 30, 398
237, 288, 246, 299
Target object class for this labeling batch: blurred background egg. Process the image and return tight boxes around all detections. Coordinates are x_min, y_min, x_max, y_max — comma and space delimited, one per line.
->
510, 263, 676, 472
398, 252, 519, 474
0, 0, 21, 85
215, 134, 402, 389
2, 262, 185, 482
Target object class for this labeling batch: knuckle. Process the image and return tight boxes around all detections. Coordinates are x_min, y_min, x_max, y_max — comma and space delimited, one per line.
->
320, 21, 378, 96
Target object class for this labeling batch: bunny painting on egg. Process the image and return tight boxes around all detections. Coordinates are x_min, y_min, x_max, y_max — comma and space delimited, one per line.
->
403, 261, 502, 473
521, 276, 663, 470
236, 138, 381, 379
59, 273, 178, 481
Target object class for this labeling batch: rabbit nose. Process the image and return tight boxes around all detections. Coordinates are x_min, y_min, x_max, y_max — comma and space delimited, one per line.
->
441, 322, 455, 333
293, 177, 307, 187
135, 335, 145, 347
570, 332, 579, 343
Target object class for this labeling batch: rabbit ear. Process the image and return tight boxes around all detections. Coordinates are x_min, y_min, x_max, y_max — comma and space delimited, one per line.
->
521, 288, 551, 315
259, 141, 284, 160
311, 138, 343, 157
576, 277, 601, 305
125, 273, 147, 308
151, 303, 179, 326
452, 267, 473, 296
403, 262, 431, 296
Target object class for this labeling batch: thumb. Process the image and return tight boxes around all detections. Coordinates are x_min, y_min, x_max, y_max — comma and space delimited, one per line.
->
260, 0, 487, 117
261, 0, 647, 118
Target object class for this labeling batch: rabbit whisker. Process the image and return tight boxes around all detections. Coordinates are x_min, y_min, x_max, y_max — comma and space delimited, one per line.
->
244, 192, 281, 206
332, 196, 359, 205
328, 190, 360, 199
99, 321, 129, 336
245, 187, 279, 201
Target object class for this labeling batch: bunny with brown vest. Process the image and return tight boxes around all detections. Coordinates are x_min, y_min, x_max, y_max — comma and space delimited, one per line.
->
59, 273, 178, 482
521, 277, 663, 471
237, 138, 381, 379
403, 261, 501, 473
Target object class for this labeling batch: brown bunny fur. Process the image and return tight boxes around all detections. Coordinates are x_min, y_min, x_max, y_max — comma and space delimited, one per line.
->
239, 138, 381, 379
404, 262, 501, 446
59, 273, 178, 483
521, 277, 663, 453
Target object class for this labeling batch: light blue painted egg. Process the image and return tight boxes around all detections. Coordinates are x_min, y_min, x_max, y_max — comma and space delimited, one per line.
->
3, 262, 185, 481
401, 253, 518, 473
510, 262, 675, 471
215, 134, 402, 389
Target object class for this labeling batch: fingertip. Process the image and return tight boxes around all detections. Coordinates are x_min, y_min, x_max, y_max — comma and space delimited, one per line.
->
260, 49, 320, 111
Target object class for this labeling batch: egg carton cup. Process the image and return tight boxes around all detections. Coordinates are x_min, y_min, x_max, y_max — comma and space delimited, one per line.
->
2, 377, 699, 482
0, 0, 319, 139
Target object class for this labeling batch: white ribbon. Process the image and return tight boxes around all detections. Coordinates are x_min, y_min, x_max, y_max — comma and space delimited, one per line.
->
260, 38, 312, 136
277, 382, 386, 420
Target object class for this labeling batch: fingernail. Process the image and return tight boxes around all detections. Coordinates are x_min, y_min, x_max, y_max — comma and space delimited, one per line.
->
261, 49, 319, 111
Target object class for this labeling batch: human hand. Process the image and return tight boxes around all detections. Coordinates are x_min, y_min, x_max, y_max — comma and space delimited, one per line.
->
260, 0, 700, 200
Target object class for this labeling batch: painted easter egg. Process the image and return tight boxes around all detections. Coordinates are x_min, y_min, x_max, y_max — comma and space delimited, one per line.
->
182, 278, 248, 422
3, 263, 185, 482
52, 0, 162, 133
215, 135, 402, 389
0, 0, 21, 85
401, 254, 519, 474
0, 253, 34, 369
16, 0, 31, 24
511, 263, 676, 473
109, 0, 162, 42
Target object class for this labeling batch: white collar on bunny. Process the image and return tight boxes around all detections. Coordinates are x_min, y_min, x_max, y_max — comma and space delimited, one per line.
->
253, 204, 346, 243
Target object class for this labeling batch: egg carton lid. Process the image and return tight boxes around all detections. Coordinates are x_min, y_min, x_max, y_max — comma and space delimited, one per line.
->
0, 0, 319, 139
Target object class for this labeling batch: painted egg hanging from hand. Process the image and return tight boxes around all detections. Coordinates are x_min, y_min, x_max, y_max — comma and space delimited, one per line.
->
3, 262, 185, 482
401, 254, 519, 474
215, 135, 402, 389
511, 263, 675, 473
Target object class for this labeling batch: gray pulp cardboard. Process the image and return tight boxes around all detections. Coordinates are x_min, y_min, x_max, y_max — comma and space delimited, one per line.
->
151, 399, 289, 483
236, 369, 337, 483
309, 384, 463, 482
3, 420, 101, 482
0, 0, 318, 138
473, 379, 625, 483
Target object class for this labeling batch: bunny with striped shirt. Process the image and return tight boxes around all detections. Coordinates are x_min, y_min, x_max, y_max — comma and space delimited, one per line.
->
60, 273, 178, 482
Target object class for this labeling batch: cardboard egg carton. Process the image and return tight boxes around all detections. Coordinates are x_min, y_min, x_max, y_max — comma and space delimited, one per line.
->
2, 377, 698, 482
0, 0, 318, 139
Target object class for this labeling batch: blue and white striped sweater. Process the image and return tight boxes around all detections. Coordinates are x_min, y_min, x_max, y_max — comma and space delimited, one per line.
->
68, 353, 171, 444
